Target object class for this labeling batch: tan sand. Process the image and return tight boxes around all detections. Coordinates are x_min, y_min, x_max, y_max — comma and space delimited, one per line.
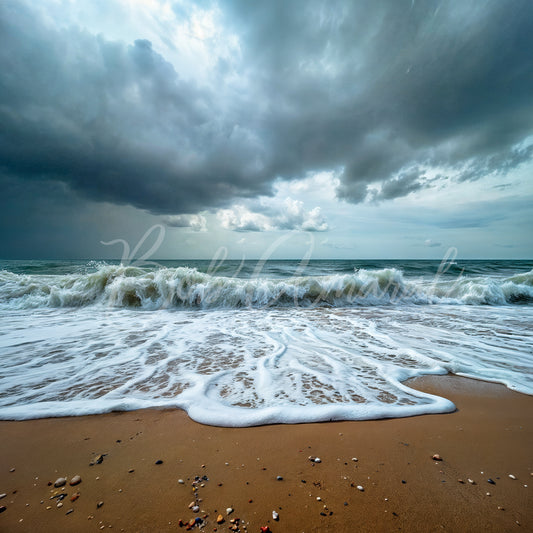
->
0, 375, 531, 532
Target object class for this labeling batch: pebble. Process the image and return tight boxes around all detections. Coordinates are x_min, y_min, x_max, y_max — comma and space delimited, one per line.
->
498, 506, 505, 511
54, 477, 67, 488
94, 454, 104, 465
272, 511, 279, 521
432, 454, 443, 461
66, 509, 74, 515
192, 506, 199, 513
316, 497, 321, 501
226, 508, 233, 515
9, 468, 15, 473
509, 474, 516, 480
128, 469, 135, 474
468, 479, 475, 485
57, 502, 63, 508
70, 493, 80, 502
70, 475, 82, 486
487, 479, 495, 485
188, 502, 195, 509
314, 457, 322, 463
97, 501, 104, 509
178, 479, 184, 484
0, 506, 6, 514
352, 458, 358, 462
357, 485, 364, 491
155, 460, 163, 465
276, 476, 283, 481
216, 514, 224, 524
0, 494, 6, 499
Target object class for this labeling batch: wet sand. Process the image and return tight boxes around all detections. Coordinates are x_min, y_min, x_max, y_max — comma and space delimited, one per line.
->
0, 375, 531, 532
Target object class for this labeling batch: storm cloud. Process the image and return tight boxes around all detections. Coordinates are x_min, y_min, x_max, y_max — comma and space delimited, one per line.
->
1, 0, 533, 219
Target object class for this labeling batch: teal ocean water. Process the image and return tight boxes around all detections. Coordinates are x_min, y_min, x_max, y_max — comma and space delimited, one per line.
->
0, 259, 532, 425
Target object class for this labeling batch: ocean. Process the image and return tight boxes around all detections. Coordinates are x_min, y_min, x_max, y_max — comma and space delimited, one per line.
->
0, 258, 532, 426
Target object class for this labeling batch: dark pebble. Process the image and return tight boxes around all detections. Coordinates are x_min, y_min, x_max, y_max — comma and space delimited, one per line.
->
301, 480, 306, 483
488, 479, 496, 485
155, 460, 163, 465
401, 480, 407, 484
116, 439, 121, 443
320, 512, 327, 516
0, 506, 6, 514
276, 476, 283, 481
66, 509, 74, 515
128, 469, 135, 473
344, 502, 348, 506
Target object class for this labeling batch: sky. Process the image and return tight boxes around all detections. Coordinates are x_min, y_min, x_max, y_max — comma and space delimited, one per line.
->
1, 0, 532, 260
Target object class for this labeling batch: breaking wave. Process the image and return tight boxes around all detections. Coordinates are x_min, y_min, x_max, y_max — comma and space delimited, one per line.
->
0, 265, 532, 309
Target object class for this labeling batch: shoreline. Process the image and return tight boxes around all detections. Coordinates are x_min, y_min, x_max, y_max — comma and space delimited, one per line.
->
0, 375, 531, 532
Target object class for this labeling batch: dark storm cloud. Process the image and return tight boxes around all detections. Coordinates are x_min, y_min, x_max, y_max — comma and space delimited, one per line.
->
1, 0, 533, 216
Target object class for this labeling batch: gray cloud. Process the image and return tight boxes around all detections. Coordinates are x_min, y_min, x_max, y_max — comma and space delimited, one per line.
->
1, 0, 532, 220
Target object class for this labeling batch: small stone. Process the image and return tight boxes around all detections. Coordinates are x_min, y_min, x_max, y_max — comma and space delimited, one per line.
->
192, 506, 199, 513
352, 458, 358, 462
260, 528, 270, 533
188, 518, 196, 527
314, 457, 322, 463
155, 460, 163, 465
46, 506, 51, 510
0, 494, 6, 499
178, 479, 184, 484
66, 509, 74, 515
94, 454, 104, 464
226, 507, 233, 515
54, 477, 67, 488
509, 474, 516, 480
188, 502, 195, 509
0, 506, 6, 513
316, 497, 321, 501
9, 468, 15, 473
57, 502, 63, 508
432, 454, 443, 461
276, 476, 283, 481
486, 492, 491, 496
458, 479, 464, 484
487, 478, 495, 485
498, 506, 505, 511
128, 469, 135, 474
97, 501, 104, 509
272, 510, 279, 521
357, 485, 364, 491
70, 475, 82, 486
216, 514, 224, 524
70, 493, 80, 502
468, 479, 475, 485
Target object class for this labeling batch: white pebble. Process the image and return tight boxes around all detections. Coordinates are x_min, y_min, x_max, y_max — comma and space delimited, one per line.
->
272, 511, 279, 521
357, 485, 364, 491
316, 497, 321, 501
468, 479, 475, 484
226, 508, 233, 515
509, 474, 516, 480
352, 458, 358, 462
314, 457, 321, 463
178, 479, 184, 484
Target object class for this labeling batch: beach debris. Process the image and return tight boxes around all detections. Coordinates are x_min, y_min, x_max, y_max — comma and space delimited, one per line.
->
50, 493, 67, 501
69, 475, 82, 486
90, 454, 105, 466
509, 474, 516, 480
272, 510, 279, 521
226, 507, 233, 515
70, 493, 80, 502
276, 476, 283, 481
216, 514, 224, 524
487, 478, 495, 485
54, 477, 67, 488
155, 459, 163, 465
432, 454, 443, 461
97, 501, 104, 509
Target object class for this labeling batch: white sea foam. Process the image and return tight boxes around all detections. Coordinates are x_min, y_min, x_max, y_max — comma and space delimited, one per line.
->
1, 266, 532, 309
0, 304, 531, 425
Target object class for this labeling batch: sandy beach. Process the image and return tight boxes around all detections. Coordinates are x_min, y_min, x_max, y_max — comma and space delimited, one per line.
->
0, 375, 531, 532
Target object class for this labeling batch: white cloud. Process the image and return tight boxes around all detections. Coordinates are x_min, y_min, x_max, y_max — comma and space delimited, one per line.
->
217, 198, 329, 232
163, 214, 207, 231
